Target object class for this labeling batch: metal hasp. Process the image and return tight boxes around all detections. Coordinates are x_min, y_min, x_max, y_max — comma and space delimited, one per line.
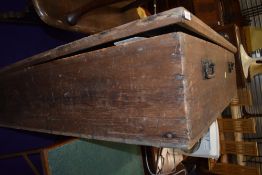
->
202, 59, 216, 79
228, 61, 235, 73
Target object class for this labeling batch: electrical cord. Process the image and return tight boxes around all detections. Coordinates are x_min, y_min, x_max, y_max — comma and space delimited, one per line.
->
173, 168, 187, 175
144, 147, 187, 175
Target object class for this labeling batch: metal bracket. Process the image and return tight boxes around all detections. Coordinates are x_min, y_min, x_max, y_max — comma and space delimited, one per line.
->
202, 60, 215, 79
228, 61, 235, 73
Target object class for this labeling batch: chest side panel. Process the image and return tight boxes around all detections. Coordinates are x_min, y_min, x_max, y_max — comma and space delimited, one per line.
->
0, 33, 188, 147
181, 32, 237, 148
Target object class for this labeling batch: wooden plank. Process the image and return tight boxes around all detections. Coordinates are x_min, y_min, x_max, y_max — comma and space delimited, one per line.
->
40, 150, 51, 175
23, 154, 41, 175
0, 149, 41, 160
221, 141, 258, 156
237, 88, 253, 106
211, 163, 260, 175
0, 7, 236, 75
218, 117, 229, 163
193, 0, 224, 28
181, 31, 236, 146
218, 118, 256, 133
230, 97, 245, 165
0, 33, 187, 148
215, 24, 246, 88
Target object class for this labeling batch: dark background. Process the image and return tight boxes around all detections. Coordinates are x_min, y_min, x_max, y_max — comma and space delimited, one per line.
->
0, 1, 85, 174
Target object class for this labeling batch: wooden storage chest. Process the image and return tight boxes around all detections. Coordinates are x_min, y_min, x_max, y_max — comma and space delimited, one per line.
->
0, 7, 237, 149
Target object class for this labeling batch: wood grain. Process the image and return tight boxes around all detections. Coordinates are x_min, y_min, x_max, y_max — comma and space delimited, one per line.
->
181, 32, 236, 146
218, 118, 256, 133
211, 163, 260, 175
0, 32, 236, 149
221, 141, 258, 156
0, 33, 186, 147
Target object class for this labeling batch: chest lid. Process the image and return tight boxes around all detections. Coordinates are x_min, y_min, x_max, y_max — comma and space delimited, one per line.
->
0, 7, 236, 75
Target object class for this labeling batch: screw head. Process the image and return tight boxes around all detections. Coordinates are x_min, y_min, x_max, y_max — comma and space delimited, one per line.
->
163, 132, 176, 139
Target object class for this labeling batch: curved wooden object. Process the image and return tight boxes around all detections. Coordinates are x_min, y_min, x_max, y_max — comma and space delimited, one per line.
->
32, 0, 148, 34
250, 63, 262, 78
240, 44, 262, 78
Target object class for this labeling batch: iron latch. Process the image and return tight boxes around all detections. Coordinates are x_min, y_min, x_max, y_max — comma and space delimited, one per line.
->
228, 61, 235, 73
202, 60, 215, 79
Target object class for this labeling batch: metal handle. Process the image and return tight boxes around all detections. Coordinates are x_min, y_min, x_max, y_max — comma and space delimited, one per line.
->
228, 62, 235, 73
202, 60, 215, 79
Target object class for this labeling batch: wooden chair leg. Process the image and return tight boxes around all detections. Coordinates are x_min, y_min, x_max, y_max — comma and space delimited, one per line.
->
23, 154, 41, 175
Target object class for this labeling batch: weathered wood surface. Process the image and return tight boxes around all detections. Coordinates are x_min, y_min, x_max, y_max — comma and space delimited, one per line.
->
211, 163, 260, 175
215, 24, 246, 88
221, 141, 258, 156
0, 32, 236, 148
181, 31, 237, 146
192, 0, 224, 28
0, 7, 236, 75
218, 118, 256, 133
